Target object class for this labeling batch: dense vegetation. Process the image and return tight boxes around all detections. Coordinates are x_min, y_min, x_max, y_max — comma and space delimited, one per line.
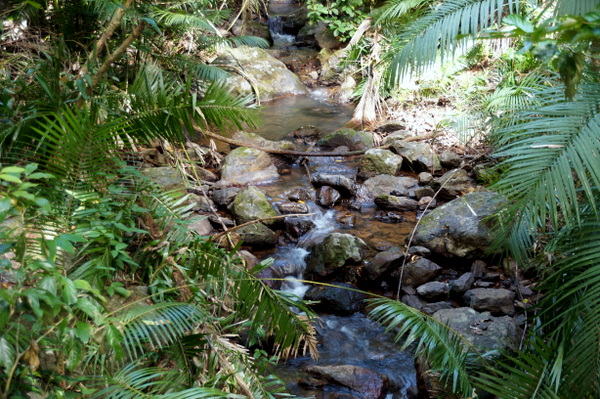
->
1, 0, 600, 398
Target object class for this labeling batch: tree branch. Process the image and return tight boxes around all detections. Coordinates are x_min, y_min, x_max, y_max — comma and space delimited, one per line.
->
88, 0, 135, 66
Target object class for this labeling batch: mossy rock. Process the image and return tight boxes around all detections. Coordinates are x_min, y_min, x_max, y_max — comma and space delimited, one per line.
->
232, 186, 280, 225
317, 128, 373, 151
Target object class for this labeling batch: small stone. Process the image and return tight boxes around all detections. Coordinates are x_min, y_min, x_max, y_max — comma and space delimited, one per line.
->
316, 186, 341, 208
418, 172, 434, 185
407, 246, 431, 257
278, 201, 310, 214
450, 272, 475, 293
415, 186, 435, 199
187, 216, 213, 236
421, 301, 453, 315
417, 281, 450, 300
464, 288, 516, 315
471, 260, 487, 278
403, 257, 442, 287
418, 196, 436, 210
439, 150, 462, 168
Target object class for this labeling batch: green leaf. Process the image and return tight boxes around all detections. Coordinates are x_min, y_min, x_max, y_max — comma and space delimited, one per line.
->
61, 276, 78, 305
0, 337, 15, 369
0, 174, 22, 184
55, 236, 76, 254
504, 14, 535, 33
75, 321, 93, 343
0, 166, 25, 174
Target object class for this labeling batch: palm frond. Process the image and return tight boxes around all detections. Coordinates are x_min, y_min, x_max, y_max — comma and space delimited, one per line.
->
374, 0, 432, 25
385, 0, 519, 83
554, 0, 600, 16
368, 297, 479, 396
491, 78, 600, 257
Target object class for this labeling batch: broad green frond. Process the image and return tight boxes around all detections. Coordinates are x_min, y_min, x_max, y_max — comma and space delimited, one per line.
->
385, 0, 519, 83
554, 0, 600, 16
194, 81, 260, 131
150, 6, 224, 33
374, 0, 432, 24
491, 79, 600, 253
368, 297, 477, 396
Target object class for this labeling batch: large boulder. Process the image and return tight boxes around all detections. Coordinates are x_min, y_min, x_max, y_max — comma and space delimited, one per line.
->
403, 257, 442, 287
231, 186, 280, 225
364, 247, 404, 281
219, 147, 279, 186
317, 128, 373, 151
304, 282, 366, 315
433, 307, 521, 352
305, 233, 367, 279
358, 149, 403, 179
463, 288, 516, 316
303, 365, 388, 399
231, 20, 273, 44
311, 173, 356, 196
412, 191, 506, 258
213, 46, 308, 101
362, 175, 418, 199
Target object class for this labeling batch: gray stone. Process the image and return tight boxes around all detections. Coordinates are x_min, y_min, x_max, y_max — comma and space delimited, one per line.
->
418, 196, 436, 210
311, 173, 356, 196
403, 257, 442, 287
412, 191, 506, 258
407, 246, 431, 257
382, 131, 413, 145
374, 195, 419, 211
220, 147, 279, 186
142, 167, 186, 191
316, 186, 341, 208
358, 149, 403, 179
464, 288, 515, 315
439, 150, 462, 168
317, 128, 373, 151
234, 223, 278, 247
232, 186, 280, 225
471, 260, 487, 278
389, 141, 441, 172
362, 175, 418, 199
305, 233, 367, 279
192, 195, 215, 212
421, 301, 453, 315
303, 364, 388, 399
415, 186, 435, 199
402, 294, 426, 310
418, 172, 434, 185
364, 247, 404, 281
284, 218, 315, 240
231, 20, 272, 43
232, 131, 298, 153
213, 46, 308, 101
187, 216, 213, 236
416, 282, 450, 300
450, 272, 475, 293
212, 187, 241, 207
278, 201, 310, 214
305, 282, 366, 315
287, 188, 315, 202
431, 169, 477, 200
433, 307, 521, 352
289, 125, 321, 139
375, 120, 406, 133
315, 24, 342, 50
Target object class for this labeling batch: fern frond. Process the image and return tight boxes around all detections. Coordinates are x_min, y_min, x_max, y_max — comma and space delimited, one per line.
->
385, 0, 519, 83
374, 0, 432, 25
554, 0, 600, 16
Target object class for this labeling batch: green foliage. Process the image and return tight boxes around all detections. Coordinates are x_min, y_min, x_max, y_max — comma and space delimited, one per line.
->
306, 0, 369, 41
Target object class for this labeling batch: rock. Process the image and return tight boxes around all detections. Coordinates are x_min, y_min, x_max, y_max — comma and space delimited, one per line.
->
416, 282, 450, 300
362, 175, 418, 199
473, 162, 497, 183
219, 147, 279, 186
364, 247, 404, 281
374, 195, 419, 211
231, 186, 280, 225
289, 125, 320, 139
412, 191, 506, 258
430, 168, 477, 200
358, 149, 403, 179
235, 250, 259, 269
407, 246, 431, 257
303, 364, 388, 399
401, 294, 426, 310
421, 301, 453, 315
439, 150, 462, 168
287, 188, 315, 202
389, 141, 441, 172
231, 20, 272, 44
313, 23, 342, 49
316, 186, 341, 207
375, 120, 406, 133
403, 257, 442, 287
418, 196, 436, 210
212, 187, 241, 207
208, 214, 235, 227
417, 172, 434, 185
318, 48, 349, 83
463, 288, 515, 315
187, 216, 213, 236
278, 201, 310, 214
305, 282, 366, 315
213, 46, 308, 101
414, 186, 435, 200
471, 260, 487, 278
433, 307, 521, 352
142, 167, 186, 191
311, 173, 356, 196
232, 131, 298, 153
193, 166, 218, 182
233, 223, 278, 247
317, 128, 373, 151
382, 130, 413, 145
284, 217, 315, 240
305, 233, 367, 279
450, 272, 475, 293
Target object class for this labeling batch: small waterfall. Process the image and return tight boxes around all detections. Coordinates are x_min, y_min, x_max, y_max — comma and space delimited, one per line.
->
267, 15, 296, 48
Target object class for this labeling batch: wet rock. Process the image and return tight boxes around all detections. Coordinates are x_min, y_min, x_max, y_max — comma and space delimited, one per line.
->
375, 120, 406, 133
374, 211, 407, 223
284, 217, 315, 240
402, 294, 427, 310
348, 184, 370, 210
191, 194, 215, 212
414, 186, 435, 200
287, 187, 315, 202
232, 131, 298, 153
233, 223, 278, 247
416, 282, 450, 300
193, 166, 218, 182
213, 46, 308, 101
364, 247, 404, 281
212, 187, 241, 207
374, 195, 419, 211
407, 246, 431, 257
463, 288, 515, 316
317, 128, 373, 151
417, 172, 434, 185
208, 214, 235, 227
305, 233, 367, 279
418, 196, 436, 210
305, 282, 366, 315
382, 131, 413, 145
311, 173, 356, 196
430, 169, 477, 200
316, 186, 341, 207
433, 307, 521, 352
318, 48, 349, 83
142, 167, 186, 191
389, 141, 441, 172
235, 250, 260, 269
219, 147, 279, 186
439, 150, 462, 169
187, 216, 213, 236
412, 192, 506, 258
231, 20, 272, 43
403, 257, 442, 287
232, 186, 280, 225
421, 301, 453, 315
278, 201, 310, 214
289, 125, 321, 139
303, 365, 388, 399
362, 175, 418, 199
471, 260, 487, 278
315, 23, 343, 50
450, 272, 475, 293
358, 149, 403, 179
